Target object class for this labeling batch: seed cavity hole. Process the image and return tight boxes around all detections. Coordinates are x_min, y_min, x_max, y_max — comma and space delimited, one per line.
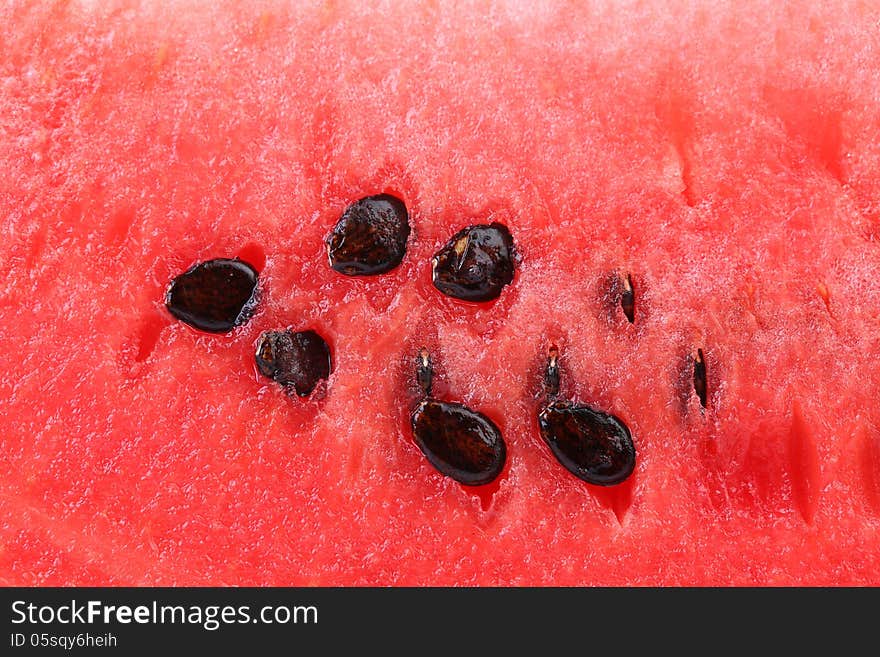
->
119, 311, 170, 378
470, 472, 503, 512
816, 281, 834, 317
134, 313, 168, 363
107, 207, 136, 247
237, 242, 266, 273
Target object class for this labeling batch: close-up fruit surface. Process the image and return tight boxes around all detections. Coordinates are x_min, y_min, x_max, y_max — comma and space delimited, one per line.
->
2, 0, 880, 585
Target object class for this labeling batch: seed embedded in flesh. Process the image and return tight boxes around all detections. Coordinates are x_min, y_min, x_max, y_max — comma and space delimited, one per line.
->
431, 222, 516, 302
165, 258, 259, 333
620, 273, 635, 323
255, 329, 332, 397
538, 402, 636, 486
410, 349, 506, 486
544, 345, 561, 398
411, 399, 506, 487
326, 194, 411, 276
416, 348, 434, 397
693, 348, 708, 408
538, 346, 635, 486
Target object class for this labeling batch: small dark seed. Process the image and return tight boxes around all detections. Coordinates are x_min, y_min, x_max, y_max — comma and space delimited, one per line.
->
165, 258, 259, 333
416, 348, 433, 397
693, 348, 707, 408
544, 345, 560, 399
431, 222, 515, 302
326, 194, 410, 276
411, 399, 506, 486
538, 402, 636, 486
621, 273, 635, 323
255, 329, 332, 397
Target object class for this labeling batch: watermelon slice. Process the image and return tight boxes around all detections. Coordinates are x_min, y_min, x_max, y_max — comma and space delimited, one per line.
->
2, 0, 880, 586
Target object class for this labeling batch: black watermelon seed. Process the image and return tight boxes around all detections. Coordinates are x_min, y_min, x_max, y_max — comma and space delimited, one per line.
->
431, 222, 515, 302
693, 348, 708, 408
621, 273, 635, 323
255, 329, 332, 397
165, 258, 259, 333
411, 399, 506, 486
538, 346, 635, 486
326, 194, 410, 276
538, 402, 636, 486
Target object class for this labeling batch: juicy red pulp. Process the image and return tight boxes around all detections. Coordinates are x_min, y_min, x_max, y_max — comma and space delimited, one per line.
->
3, 1, 880, 586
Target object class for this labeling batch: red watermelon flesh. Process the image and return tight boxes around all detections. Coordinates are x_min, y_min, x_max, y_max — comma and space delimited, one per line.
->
2, 0, 880, 586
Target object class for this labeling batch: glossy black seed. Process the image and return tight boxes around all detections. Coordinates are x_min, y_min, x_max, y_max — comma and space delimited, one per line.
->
411, 399, 506, 486
165, 258, 259, 333
431, 222, 515, 302
693, 348, 707, 408
326, 194, 410, 276
255, 329, 331, 397
621, 273, 635, 323
538, 402, 636, 486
